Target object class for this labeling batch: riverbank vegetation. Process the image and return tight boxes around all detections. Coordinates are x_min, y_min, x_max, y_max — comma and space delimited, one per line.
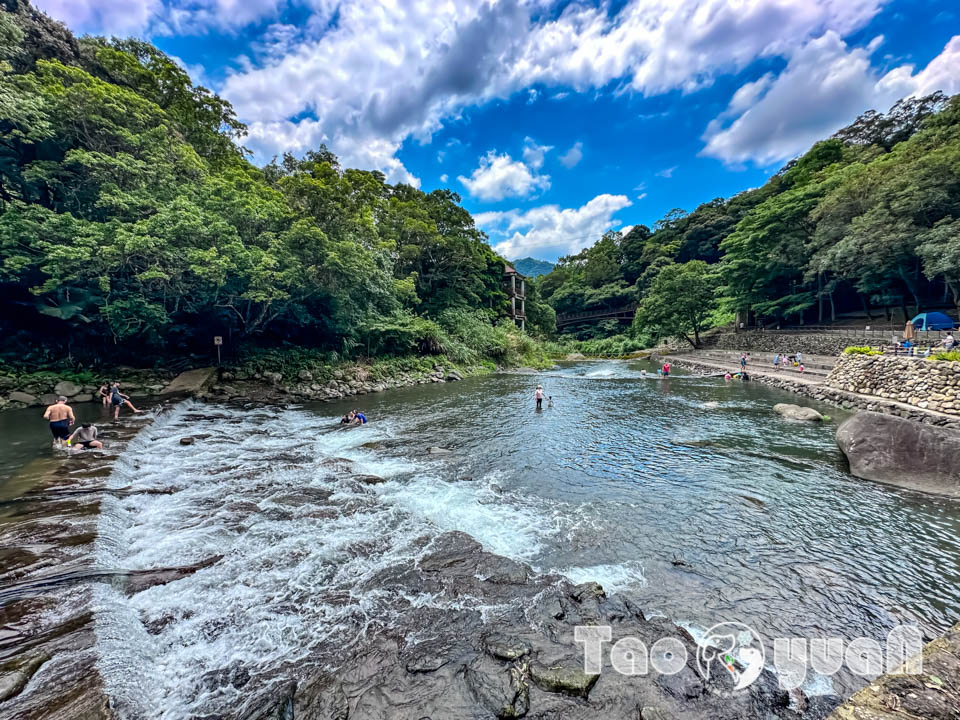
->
0, 2, 551, 374
538, 92, 960, 346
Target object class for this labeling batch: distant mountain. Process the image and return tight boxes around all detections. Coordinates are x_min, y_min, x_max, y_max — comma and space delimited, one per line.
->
512, 257, 555, 278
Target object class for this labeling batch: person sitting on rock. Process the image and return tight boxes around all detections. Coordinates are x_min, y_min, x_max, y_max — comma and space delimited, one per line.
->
97, 382, 111, 407
351, 409, 367, 425
110, 382, 142, 419
340, 411, 354, 425
43, 395, 75, 448
67, 423, 102, 450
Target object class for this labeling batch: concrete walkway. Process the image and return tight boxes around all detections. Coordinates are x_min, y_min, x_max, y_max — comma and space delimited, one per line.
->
662, 352, 960, 430
662, 352, 830, 387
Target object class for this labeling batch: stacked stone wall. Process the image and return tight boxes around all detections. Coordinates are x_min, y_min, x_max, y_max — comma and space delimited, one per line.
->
709, 332, 871, 356
826, 354, 960, 416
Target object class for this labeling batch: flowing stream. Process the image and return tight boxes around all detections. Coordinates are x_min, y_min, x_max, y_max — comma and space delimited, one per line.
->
3, 361, 960, 717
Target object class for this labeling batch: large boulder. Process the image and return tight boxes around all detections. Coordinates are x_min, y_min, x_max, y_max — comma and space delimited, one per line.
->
7, 391, 37, 405
53, 380, 82, 397
773, 403, 823, 422
836, 412, 960, 497
159, 367, 216, 398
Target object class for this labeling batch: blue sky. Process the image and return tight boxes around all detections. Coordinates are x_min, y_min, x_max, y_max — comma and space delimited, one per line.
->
36, 0, 960, 261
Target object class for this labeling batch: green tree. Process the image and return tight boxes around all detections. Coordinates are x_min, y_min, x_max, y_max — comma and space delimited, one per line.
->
634, 261, 717, 347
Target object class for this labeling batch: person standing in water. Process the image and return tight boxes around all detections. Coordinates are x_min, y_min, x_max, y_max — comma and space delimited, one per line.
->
43, 396, 75, 448
535, 385, 544, 409
110, 382, 142, 419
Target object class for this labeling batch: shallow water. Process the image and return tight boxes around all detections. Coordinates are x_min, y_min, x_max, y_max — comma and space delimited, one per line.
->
3, 362, 960, 717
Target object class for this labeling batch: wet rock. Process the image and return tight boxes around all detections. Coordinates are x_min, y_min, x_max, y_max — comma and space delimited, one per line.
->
640, 708, 671, 720
429, 446, 452, 455
655, 664, 704, 700
446, 370, 463, 381
484, 635, 531, 661
529, 661, 599, 697
54, 380, 82, 397
773, 403, 824, 421
837, 412, 960, 497
179, 437, 195, 445
566, 352, 586, 360
8, 390, 37, 405
355, 474, 387, 485
0, 653, 49, 703
804, 694, 842, 719
71, 393, 94, 403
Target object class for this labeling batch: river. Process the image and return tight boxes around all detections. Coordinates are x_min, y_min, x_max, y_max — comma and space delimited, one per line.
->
2, 360, 959, 718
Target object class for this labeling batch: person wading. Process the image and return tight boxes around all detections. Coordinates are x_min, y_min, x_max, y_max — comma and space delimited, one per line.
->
110, 382, 142, 419
43, 396, 75, 448
535, 385, 544, 410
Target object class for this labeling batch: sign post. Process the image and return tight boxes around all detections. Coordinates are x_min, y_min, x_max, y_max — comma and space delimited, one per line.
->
214, 335, 223, 365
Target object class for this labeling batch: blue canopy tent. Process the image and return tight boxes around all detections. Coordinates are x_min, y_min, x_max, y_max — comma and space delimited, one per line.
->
910, 312, 957, 331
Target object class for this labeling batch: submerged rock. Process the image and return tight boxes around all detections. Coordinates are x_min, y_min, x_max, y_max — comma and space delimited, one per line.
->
837, 412, 960, 497
235, 530, 833, 720
773, 403, 823, 421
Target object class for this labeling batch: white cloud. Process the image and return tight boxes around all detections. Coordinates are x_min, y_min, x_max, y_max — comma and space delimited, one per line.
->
220, 0, 888, 183
36, 0, 288, 34
38, 0, 897, 182
439, 173, 449, 183
559, 142, 583, 169
656, 166, 676, 178
33, 0, 161, 34
702, 33, 960, 165
637, 192, 648, 200
458, 151, 550, 202
482, 194, 633, 258
521, 137, 552, 170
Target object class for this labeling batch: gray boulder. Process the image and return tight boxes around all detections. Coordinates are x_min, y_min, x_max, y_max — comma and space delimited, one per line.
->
836, 412, 960, 497
54, 380, 82, 397
773, 403, 823, 422
7, 391, 37, 405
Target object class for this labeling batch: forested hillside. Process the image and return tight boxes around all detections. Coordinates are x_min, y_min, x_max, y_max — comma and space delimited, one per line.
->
513, 257, 555, 278
539, 93, 960, 347
0, 0, 539, 370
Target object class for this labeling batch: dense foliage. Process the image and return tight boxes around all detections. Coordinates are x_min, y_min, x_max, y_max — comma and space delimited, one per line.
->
540, 92, 960, 346
0, 2, 529, 369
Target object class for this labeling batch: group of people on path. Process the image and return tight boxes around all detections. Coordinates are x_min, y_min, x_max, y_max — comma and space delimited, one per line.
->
772, 352, 804, 373
42, 381, 141, 451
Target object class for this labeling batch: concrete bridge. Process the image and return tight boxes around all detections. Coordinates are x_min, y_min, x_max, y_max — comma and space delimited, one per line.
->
555, 305, 636, 329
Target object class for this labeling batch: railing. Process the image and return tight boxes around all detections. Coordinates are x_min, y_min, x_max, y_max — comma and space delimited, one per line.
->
745, 325, 954, 341
556, 304, 637, 327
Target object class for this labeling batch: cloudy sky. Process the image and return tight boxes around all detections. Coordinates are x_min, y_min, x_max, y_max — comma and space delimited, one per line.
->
35, 0, 960, 261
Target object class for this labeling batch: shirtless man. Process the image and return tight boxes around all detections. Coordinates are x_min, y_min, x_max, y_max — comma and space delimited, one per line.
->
43, 396, 75, 448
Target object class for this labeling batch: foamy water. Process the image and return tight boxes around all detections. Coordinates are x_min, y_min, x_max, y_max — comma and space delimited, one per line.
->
88, 363, 960, 714
91, 401, 574, 718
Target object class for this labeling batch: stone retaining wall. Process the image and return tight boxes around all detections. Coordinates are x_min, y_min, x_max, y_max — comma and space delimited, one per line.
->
664, 356, 960, 431
826, 354, 960, 417
709, 332, 873, 356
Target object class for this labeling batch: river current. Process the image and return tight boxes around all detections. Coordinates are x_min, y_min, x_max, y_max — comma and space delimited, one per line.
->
4, 361, 960, 717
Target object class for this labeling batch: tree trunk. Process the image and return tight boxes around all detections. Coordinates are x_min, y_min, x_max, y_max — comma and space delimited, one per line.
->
858, 292, 873, 320
818, 274, 824, 323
